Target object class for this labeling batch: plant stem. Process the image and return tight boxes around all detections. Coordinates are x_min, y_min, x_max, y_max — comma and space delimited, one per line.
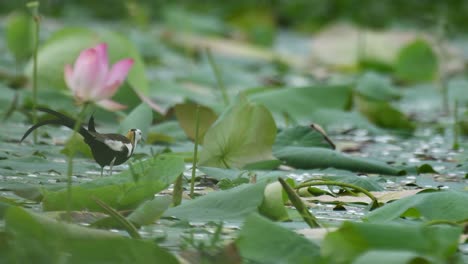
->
453, 100, 459, 150
297, 180, 381, 210
435, 17, 449, 114
65, 103, 90, 221
189, 105, 200, 197
173, 174, 183, 206
93, 197, 141, 239
278, 177, 320, 228
206, 48, 229, 106
27, 1, 40, 144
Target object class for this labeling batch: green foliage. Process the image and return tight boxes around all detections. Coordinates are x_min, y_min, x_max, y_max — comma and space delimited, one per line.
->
320, 175, 384, 191
5, 12, 34, 64
249, 84, 352, 124
175, 102, 218, 144
61, 133, 93, 158
126, 196, 172, 227
118, 102, 153, 136
236, 214, 322, 263
356, 72, 401, 101
308, 109, 382, 133
275, 125, 334, 149
228, 8, 276, 46
353, 250, 432, 264
164, 182, 268, 221
321, 221, 462, 263
395, 39, 438, 83
42, 155, 185, 211
273, 127, 401, 175
365, 191, 468, 222
199, 95, 277, 169
356, 95, 415, 132
5, 206, 178, 263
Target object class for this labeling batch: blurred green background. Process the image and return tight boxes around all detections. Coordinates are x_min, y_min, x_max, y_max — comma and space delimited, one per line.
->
1, 0, 466, 32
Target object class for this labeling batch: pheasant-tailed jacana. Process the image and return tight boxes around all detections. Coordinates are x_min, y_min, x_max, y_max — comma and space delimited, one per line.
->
21, 107, 142, 176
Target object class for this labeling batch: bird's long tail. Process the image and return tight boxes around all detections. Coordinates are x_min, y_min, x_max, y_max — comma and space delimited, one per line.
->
21, 107, 93, 142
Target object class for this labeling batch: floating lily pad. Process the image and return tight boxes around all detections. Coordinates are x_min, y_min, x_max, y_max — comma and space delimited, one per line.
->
322, 221, 462, 263
273, 146, 401, 175
236, 214, 322, 263
164, 182, 267, 221
365, 190, 468, 222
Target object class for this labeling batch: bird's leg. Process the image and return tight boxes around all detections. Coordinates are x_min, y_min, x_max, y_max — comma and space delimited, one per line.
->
100, 166, 104, 177
109, 157, 117, 176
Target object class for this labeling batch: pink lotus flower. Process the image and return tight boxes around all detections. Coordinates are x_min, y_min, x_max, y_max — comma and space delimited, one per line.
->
64, 43, 134, 110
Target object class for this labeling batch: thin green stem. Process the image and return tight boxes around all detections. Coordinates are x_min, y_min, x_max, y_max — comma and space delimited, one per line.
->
435, 18, 450, 115
93, 197, 141, 239
27, 1, 40, 144
206, 48, 229, 106
189, 105, 200, 197
65, 103, 90, 221
452, 100, 459, 150
297, 180, 380, 209
278, 178, 320, 228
